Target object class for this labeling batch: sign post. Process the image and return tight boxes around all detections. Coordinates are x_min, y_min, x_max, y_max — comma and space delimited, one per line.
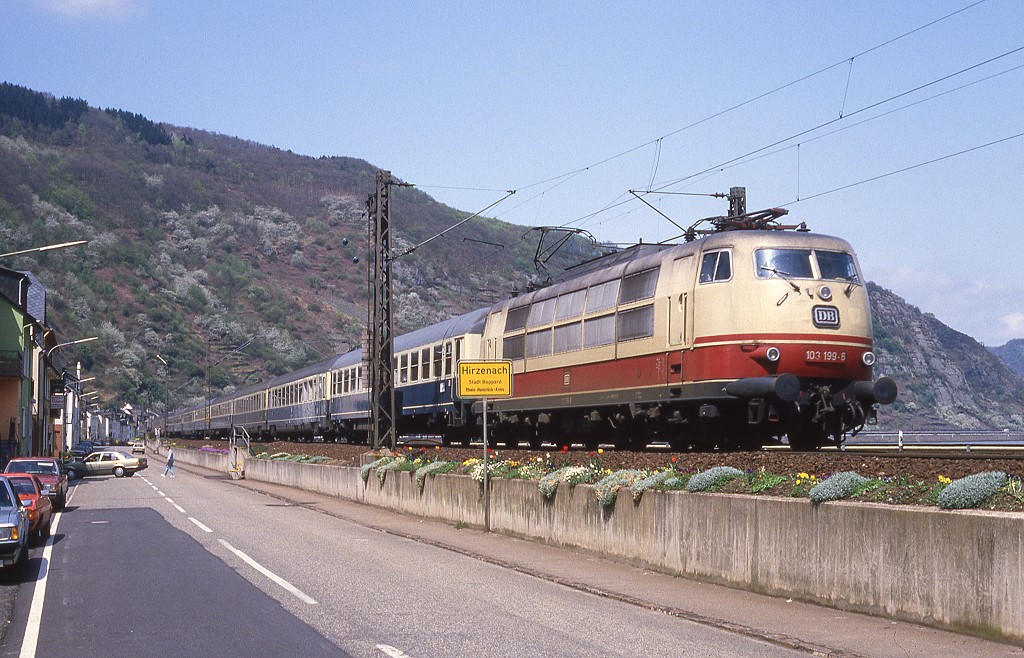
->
457, 360, 513, 531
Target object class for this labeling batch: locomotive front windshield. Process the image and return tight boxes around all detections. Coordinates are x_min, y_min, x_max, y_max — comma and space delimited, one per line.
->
755, 248, 858, 281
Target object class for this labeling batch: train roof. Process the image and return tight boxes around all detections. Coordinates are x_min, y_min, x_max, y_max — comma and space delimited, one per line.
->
394, 307, 490, 351
264, 354, 342, 388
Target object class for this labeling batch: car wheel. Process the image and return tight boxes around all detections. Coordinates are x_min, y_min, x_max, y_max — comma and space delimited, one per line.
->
55, 494, 66, 511
66, 469, 78, 481
37, 519, 50, 541
13, 545, 29, 578
113, 466, 125, 478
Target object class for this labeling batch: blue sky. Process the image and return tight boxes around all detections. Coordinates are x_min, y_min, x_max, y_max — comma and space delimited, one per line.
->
2, 0, 1022, 345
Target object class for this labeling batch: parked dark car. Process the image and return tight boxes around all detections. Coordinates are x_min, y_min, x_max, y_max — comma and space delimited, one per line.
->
68, 442, 96, 460
4, 457, 68, 510
0, 478, 30, 577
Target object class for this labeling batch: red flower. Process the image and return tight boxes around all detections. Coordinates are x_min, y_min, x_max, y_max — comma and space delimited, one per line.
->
561, 445, 569, 452
671, 457, 677, 463
589, 451, 595, 457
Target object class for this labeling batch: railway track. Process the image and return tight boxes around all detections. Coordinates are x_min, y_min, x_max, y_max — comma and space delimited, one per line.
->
764, 443, 1024, 459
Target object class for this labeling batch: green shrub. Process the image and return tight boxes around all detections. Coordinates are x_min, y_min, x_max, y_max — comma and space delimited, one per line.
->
809, 471, 869, 503
686, 466, 744, 493
594, 469, 643, 508
630, 470, 675, 502
360, 456, 392, 483
937, 471, 1008, 509
538, 465, 593, 499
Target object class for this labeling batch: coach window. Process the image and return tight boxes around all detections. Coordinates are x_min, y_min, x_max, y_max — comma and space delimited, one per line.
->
421, 348, 430, 379
699, 250, 732, 283
433, 345, 443, 378
444, 343, 453, 377
409, 351, 419, 382
400, 353, 408, 383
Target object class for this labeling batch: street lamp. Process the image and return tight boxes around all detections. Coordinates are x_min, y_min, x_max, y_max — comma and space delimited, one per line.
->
155, 354, 168, 439
0, 239, 87, 259
45, 336, 98, 359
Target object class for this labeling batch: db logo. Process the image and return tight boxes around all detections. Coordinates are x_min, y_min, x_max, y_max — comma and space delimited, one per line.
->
812, 305, 841, 328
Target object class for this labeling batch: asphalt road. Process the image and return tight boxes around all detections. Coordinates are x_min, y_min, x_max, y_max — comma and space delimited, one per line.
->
0, 461, 1018, 657
0, 468, 808, 657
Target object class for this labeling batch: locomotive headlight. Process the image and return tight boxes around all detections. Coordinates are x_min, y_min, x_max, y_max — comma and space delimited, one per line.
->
862, 351, 876, 366
817, 285, 833, 301
766, 346, 781, 362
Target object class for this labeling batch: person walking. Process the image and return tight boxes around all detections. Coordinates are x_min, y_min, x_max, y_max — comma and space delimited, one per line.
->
163, 447, 175, 477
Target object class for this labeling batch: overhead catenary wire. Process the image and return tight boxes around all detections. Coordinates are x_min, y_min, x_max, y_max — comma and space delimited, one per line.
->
572, 45, 1024, 233
506, 0, 991, 197
780, 131, 1024, 206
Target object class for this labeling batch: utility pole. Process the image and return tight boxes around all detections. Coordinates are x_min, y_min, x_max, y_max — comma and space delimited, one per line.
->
366, 170, 397, 450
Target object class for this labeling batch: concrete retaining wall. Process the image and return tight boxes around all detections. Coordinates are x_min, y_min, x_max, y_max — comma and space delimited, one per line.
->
174, 447, 1024, 645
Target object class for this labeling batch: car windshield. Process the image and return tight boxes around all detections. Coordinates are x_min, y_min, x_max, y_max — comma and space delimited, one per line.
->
6, 461, 57, 475
6, 478, 34, 495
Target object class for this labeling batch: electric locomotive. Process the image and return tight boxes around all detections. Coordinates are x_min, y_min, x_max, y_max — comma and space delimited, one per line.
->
165, 196, 895, 451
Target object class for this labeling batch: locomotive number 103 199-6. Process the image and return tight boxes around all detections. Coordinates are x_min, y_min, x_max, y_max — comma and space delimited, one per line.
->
805, 349, 846, 363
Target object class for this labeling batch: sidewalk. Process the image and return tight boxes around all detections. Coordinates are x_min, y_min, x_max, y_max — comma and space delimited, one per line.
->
182, 460, 1021, 657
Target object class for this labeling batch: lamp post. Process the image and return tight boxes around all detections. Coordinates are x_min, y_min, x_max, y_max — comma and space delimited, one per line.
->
155, 354, 168, 439
45, 336, 98, 359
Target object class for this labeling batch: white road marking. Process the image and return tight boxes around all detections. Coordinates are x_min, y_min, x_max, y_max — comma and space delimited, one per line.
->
376, 645, 413, 658
217, 539, 318, 605
189, 517, 213, 533
20, 511, 62, 658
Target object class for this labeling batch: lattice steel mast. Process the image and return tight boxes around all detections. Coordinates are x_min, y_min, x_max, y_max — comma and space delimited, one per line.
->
366, 170, 397, 450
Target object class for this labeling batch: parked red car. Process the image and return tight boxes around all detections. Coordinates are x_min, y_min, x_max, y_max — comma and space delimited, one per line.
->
0, 474, 52, 542
4, 457, 68, 510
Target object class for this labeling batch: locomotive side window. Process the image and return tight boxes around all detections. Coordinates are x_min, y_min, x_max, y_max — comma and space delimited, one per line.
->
505, 305, 529, 333
617, 305, 655, 341
815, 250, 858, 281
526, 329, 552, 357
755, 249, 813, 279
619, 268, 659, 304
528, 297, 556, 327
553, 322, 582, 353
555, 289, 586, 321
583, 315, 615, 348
503, 335, 525, 360
586, 280, 619, 314
699, 250, 732, 283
